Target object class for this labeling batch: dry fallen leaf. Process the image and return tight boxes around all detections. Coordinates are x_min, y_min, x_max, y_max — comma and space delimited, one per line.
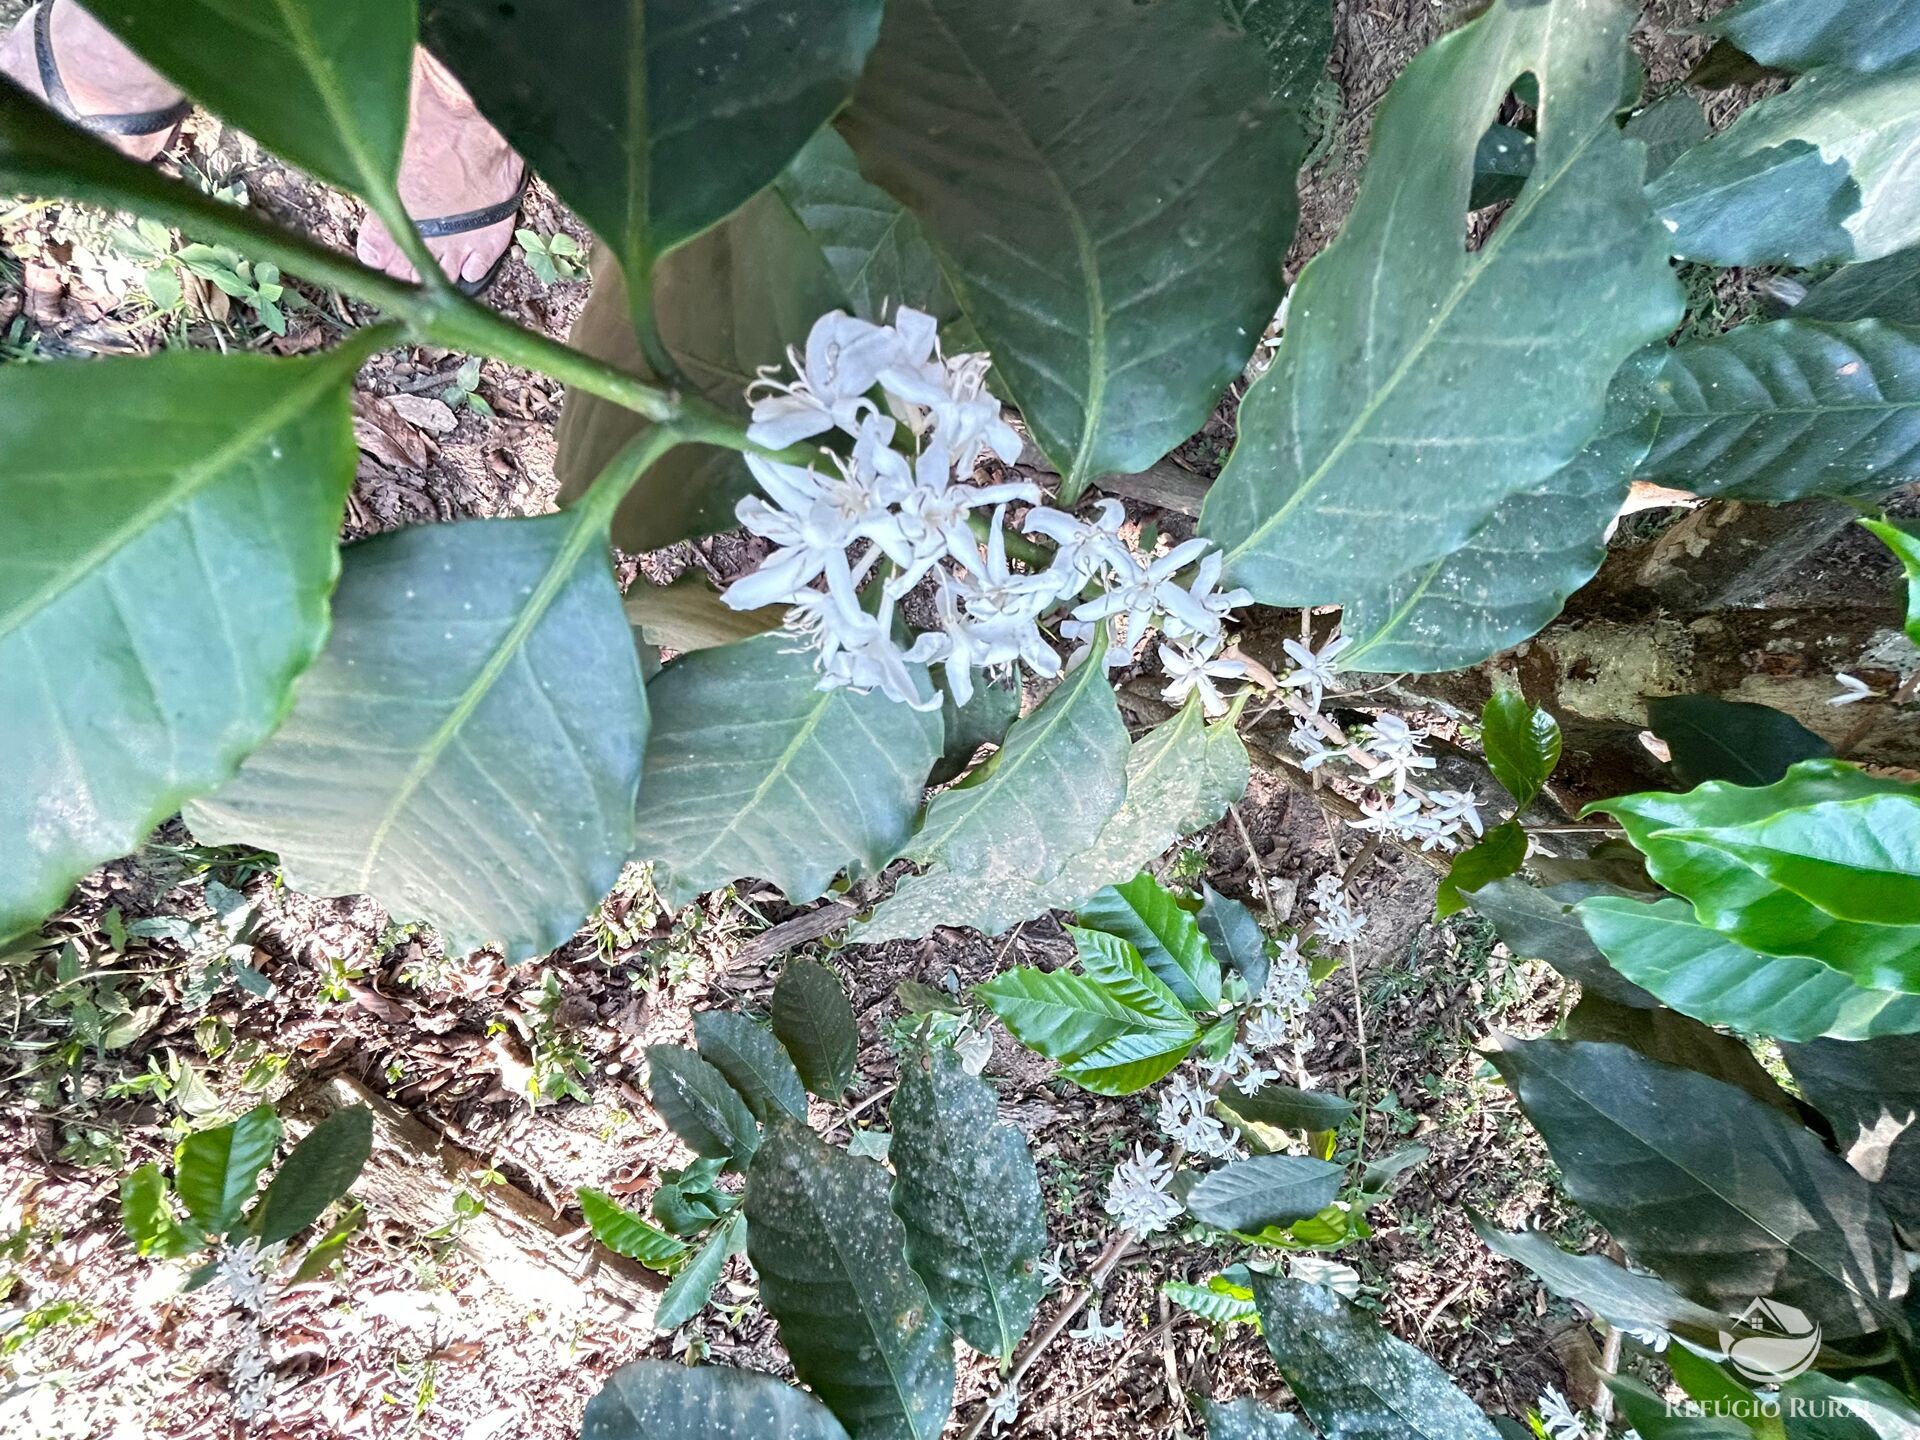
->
387, 393, 459, 435
351, 392, 437, 470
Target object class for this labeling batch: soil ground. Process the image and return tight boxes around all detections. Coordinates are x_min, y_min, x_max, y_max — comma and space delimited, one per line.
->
1, 2, 1742, 1436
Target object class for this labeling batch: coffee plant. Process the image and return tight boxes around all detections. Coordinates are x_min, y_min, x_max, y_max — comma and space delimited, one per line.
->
5, 0, 1920, 1434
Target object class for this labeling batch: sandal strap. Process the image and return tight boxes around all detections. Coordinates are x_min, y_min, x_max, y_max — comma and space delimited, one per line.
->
34, 1, 190, 137
413, 170, 529, 239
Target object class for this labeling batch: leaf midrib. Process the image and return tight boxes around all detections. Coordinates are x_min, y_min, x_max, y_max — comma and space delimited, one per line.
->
266, 0, 395, 202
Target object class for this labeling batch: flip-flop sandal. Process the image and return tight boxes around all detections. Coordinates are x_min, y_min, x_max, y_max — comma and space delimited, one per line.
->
414, 167, 530, 298
33, 1, 189, 144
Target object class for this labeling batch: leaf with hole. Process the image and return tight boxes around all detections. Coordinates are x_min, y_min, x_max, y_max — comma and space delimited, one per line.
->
1782, 1034, 1920, 1235
745, 1121, 955, 1440
1201, 0, 1682, 607
1471, 878, 1660, 1009
889, 1047, 1046, 1363
772, 960, 859, 1101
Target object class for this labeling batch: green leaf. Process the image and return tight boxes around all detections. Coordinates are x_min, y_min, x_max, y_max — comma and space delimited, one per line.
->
889, 1047, 1047, 1363
1436, 822, 1528, 919
745, 1121, 955, 1440
1217, 1083, 1357, 1134
1781, 1375, 1920, 1439
251, 1106, 372, 1246
843, 0, 1303, 500
1471, 1212, 1740, 1352
652, 1211, 746, 1333
1624, 91, 1712, 180
1797, 245, 1920, 325
1056, 1029, 1199, 1095
0, 344, 366, 943
1470, 878, 1660, 1009
1861, 518, 1920, 647
580, 1358, 851, 1440
1607, 1377, 1752, 1439
1649, 67, 1920, 267
1709, 0, 1920, 77
1251, 1273, 1503, 1440
1187, 1156, 1343, 1234
1580, 895, 1920, 1043
632, 634, 942, 910
1203, 1396, 1312, 1439
1482, 692, 1562, 809
645, 1046, 761, 1171
186, 506, 649, 963
1199, 885, 1269, 994
1077, 875, 1222, 1013
975, 966, 1195, 1063
1470, 121, 1535, 209
1337, 350, 1666, 673
580, 1188, 689, 1271
694, 1011, 807, 1124
290, 1203, 363, 1283
1643, 321, 1920, 502
1560, 991, 1802, 1118
854, 648, 1131, 943
1667, 793, 1920, 925
651, 1160, 733, 1237
1070, 928, 1195, 1029
1647, 696, 1837, 789
176, 1104, 281, 1236
423, 0, 884, 289
1487, 1036, 1910, 1338
120, 1162, 195, 1259
1167, 1281, 1263, 1330
90, 0, 413, 205
1781, 1034, 1920, 1235
1222, 0, 1335, 110
1201, 0, 1682, 606
929, 677, 1020, 788
1594, 761, 1920, 994
772, 960, 859, 1101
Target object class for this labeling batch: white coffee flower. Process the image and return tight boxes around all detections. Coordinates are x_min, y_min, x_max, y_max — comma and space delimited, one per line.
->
1024, 498, 1132, 596
1830, 672, 1876, 706
1156, 1071, 1239, 1159
747, 310, 902, 449
985, 1381, 1021, 1434
1425, 789, 1485, 839
1103, 1143, 1183, 1235
1537, 1386, 1590, 1440
1159, 551, 1254, 645
1287, 719, 1346, 771
1279, 633, 1351, 709
1072, 536, 1213, 661
1356, 714, 1436, 791
1309, 873, 1368, 945
1069, 1305, 1126, 1346
1159, 639, 1248, 718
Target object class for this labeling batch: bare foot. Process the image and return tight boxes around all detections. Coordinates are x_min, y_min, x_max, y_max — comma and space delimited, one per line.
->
355, 50, 525, 289
0, 0, 186, 161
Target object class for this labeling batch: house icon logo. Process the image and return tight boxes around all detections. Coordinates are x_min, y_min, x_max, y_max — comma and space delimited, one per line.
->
1721, 1299, 1821, 1383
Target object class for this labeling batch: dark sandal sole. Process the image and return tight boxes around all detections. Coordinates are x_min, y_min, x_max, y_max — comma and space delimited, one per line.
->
414, 169, 530, 299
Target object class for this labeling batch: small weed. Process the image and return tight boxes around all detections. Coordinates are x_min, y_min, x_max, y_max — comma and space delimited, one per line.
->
439, 356, 493, 417
515, 226, 585, 285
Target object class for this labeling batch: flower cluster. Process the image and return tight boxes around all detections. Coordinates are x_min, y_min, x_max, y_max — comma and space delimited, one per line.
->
1309, 873, 1368, 945
1157, 1070, 1242, 1160
1102, 1142, 1184, 1235
728, 309, 1251, 713
213, 1237, 279, 1419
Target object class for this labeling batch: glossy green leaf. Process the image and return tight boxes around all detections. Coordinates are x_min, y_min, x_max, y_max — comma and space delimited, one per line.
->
651, 1160, 733, 1238
1559, 992, 1800, 1118
1204, 1397, 1312, 1439
176, 1104, 281, 1236
120, 1163, 194, 1259
187, 507, 648, 963
1594, 761, 1920, 994
1336, 347, 1664, 673
694, 1011, 807, 1123
1055, 1028, 1198, 1095
1078, 874, 1222, 1012
652, 1211, 746, 1333
1709, 0, 1920, 77
580, 1187, 689, 1271
772, 960, 860, 1101
745, 1121, 955, 1440
1782, 1034, 1920, 1235
1436, 822, 1528, 919
1202, 0, 1682, 605
1070, 928, 1196, 1029
1668, 793, 1920, 924
1643, 321, 1920, 502
581, 1358, 851, 1440
889, 1047, 1047, 1363
1647, 696, 1836, 789
645, 1046, 761, 1171
1199, 885, 1270, 994
0, 343, 366, 943
90, 0, 413, 205
1167, 1277, 1261, 1328
928, 677, 1020, 788
1218, 1083, 1356, 1134
975, 966, 1196, 1063
1472, 1213, 1740, 1352
855, 648, 1130, 943
1188, 1156, 1342, 1234
1650, 67, 1920, 267
1251, 1274, 1502, 1440
423, 0, 884, 290
1797, 245, 1920, 325
1482, 691, 1562, 809
1580, 895, 1920, 1043
1862, 518, 1920, 647
252, 1105, 372, 1246
1472, 877, 1661, 1009
632, 634, 942, 910
1470, 121, 1535, 209
1488, 1036, 1910, 1338
843, 0, 1302, 500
